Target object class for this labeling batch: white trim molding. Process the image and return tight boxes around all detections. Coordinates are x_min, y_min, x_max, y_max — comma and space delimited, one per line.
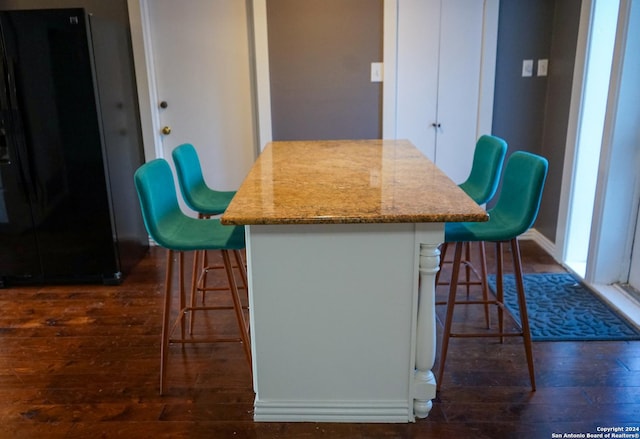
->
254, 400, 413, 423
127, 0, 163, 161
382, 0, 398, 139
250, 0, 273, 150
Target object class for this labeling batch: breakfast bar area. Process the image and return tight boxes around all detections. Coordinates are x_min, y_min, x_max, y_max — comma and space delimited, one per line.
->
221, 139, 487, 423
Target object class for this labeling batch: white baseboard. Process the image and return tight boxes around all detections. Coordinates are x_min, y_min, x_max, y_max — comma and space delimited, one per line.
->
253, 399, 414, 423
520, 228, 560, 263
588, 284, 640, 330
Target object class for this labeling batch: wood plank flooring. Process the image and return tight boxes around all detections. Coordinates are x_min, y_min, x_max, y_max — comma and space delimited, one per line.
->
0, 240, 639, 438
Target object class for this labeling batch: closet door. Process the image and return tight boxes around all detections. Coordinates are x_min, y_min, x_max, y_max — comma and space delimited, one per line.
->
395, 0, 496, 184
395, 0, 440, 162
436, 0, 486, 184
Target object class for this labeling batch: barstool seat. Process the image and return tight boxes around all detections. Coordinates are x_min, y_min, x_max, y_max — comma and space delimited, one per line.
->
134, 158, 251, 395
437, 151, 548, 392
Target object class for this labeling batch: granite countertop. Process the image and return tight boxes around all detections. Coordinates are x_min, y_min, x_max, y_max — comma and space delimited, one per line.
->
221, 139, 488, 225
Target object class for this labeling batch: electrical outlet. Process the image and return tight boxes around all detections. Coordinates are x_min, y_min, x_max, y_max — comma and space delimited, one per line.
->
522, 59, 533, 77
371, 62, 383, 82
538, 59, 548, 76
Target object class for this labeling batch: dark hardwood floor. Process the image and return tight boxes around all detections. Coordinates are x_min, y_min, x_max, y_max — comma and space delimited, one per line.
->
1, 240, 638, 438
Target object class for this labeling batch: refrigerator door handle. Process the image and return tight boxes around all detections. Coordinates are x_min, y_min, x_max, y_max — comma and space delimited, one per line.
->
4, 56, 39, 201
0, 127, 9, 164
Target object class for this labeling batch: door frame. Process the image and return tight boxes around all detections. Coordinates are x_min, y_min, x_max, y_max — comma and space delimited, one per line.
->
127, 0, 162, 161
553, 0, 640, 326
557, 0, 640, 286
587, 0, 640, 285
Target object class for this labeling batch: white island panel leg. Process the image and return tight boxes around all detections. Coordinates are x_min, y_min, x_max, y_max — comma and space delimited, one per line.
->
412, 223, 443, 418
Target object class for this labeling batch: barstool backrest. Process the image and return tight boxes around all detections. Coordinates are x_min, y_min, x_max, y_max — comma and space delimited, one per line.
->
489, 151, 548, 239
134, 158, 181, 250
172, 143, 206, 212
459, 135, 507, 205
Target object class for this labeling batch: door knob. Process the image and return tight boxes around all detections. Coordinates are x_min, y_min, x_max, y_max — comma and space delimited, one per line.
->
161, 126, 171, 135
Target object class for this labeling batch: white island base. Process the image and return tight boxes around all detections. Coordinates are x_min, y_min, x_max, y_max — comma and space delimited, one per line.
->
245, 222, 442, 423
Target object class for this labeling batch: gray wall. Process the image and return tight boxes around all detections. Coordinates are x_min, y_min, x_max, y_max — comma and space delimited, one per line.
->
492, 0, 581, 243
266, 0, 383, 140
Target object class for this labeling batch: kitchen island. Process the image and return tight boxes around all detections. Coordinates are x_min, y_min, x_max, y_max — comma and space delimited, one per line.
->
221, 139, 487, 422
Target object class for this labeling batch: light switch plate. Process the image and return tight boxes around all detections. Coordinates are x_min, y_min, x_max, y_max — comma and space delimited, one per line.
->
371, 62, 383, 82
522, 59, 533, 77
538, 59, 548, 76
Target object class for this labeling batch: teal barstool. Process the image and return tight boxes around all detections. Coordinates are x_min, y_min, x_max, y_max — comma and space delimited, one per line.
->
436, 135, 508, 323
437, 151, 548, 392
459, 134, 508, 205
134, 158, 251, 395
172, 143, 236, 217
172, 143, 245, 332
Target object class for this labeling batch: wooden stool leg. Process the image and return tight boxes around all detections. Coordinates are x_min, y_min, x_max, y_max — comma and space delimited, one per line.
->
201, 250, 209, 305
178, 252, 186, 340
234, 250, 250, 322
189, 250, 200, 335
478, 241, 490, 329
511, 238, 536, 391
435, 243, 448, 285
464, 242, 472, 298
222, 250, 252, 372
160, 249, 175, 396
234, 250, 248, 297
495, 241, 505, 343
437, 241, 463, 391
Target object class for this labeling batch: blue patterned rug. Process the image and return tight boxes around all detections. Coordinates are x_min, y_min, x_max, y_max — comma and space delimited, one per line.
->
487, 273, 640, 341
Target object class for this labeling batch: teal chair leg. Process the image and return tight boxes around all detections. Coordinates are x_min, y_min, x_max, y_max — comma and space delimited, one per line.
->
436, 241, 491, 329
510, 238, 536, 391
160, 249, 176, 395
221, 250, 252, 366
437, 238, 536, 392
438, 242, 464, 391
160, 248, 252, 396
189, 249, 248, 335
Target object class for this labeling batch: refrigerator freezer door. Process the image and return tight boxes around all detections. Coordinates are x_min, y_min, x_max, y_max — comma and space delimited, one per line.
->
0, 9, 119, 284
0, 12, 42, 280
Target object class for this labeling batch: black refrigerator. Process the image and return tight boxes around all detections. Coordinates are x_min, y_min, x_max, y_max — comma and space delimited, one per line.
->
0, 8, 148, 286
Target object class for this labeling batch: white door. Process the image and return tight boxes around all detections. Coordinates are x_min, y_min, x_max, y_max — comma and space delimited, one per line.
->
395, 0, 440, 164
435, 0, 485, 184
144, 0, 256, 193
395, 0, 496, 184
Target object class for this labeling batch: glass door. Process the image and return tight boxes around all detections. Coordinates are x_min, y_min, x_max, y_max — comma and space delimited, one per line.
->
564, 0, 619, 277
